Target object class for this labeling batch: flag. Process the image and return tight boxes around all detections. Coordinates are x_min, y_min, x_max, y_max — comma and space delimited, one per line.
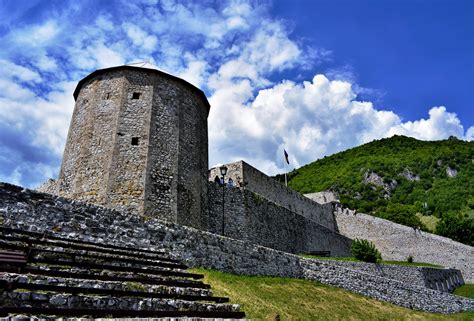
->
284, 149, 290, 165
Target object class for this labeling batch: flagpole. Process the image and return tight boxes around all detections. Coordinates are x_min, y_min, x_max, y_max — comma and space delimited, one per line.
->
283, 148, 289, 187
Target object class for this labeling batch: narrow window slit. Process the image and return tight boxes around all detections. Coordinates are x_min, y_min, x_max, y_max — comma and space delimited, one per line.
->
132, 92, 141, 99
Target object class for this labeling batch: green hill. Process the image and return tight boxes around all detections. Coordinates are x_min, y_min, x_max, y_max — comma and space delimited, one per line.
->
280, 135, 474, 246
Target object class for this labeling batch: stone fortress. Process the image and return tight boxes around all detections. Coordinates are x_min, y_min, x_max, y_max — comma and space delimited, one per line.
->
53, 66, 210, 229
7, 65, 474, 314
42, 65, 352, 257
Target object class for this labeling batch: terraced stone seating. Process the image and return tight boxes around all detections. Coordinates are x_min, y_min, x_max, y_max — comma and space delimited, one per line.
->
0, 227, 246, 319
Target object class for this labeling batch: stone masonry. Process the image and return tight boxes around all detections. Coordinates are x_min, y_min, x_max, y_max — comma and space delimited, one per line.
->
334, 206, 474, 283
55, 66, 209, 230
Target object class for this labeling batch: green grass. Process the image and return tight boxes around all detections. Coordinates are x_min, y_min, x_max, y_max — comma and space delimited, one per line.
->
382, 260, 443, 268
302, 255, 443, 267
453, 284, 474, 299
193, 268, 474, 320
301, 255, 361, 262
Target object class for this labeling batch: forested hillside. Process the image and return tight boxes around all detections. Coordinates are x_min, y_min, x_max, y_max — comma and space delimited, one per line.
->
282, 135, 474, 246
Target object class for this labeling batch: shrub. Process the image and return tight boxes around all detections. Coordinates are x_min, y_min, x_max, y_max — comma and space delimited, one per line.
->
407, 255, 414, 263
351, 239, 382, 263
436, 213, 474, 246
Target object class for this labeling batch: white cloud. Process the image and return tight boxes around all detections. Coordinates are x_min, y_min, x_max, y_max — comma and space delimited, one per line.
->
123, 23, 158, 51
465, 127, 474, 141
387, 106, 465, 140
177, 56, 208, 88
240, 21, 301, 72
0, 60, 42, 83
208, 74, 472, 175
11, 20, 59, 47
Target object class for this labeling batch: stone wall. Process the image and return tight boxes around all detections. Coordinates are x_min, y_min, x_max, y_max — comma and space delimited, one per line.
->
1, 183, 472, 314
311, 259, 464, 293
56, 66, 209, 230
36, 178, 58, 195
304, 191, 339, 204
207, 183, 352, 256
334, 206, 474, 283
209, 161, 338, 231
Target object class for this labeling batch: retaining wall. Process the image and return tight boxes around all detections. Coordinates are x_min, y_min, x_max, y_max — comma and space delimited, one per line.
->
334, 206, 474, 283
314, 259, 464, 293
0, 183, 473, 314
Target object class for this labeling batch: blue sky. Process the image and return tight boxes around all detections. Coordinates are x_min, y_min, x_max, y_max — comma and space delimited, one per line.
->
0, 0, 472, 188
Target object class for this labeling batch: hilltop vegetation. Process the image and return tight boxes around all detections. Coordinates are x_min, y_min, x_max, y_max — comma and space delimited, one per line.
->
281, 135, 474, 246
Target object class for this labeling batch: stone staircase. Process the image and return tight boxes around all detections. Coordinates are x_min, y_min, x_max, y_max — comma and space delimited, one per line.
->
0, 227, 246, 319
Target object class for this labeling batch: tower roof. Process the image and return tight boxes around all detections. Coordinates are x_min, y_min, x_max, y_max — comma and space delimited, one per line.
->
73, 65, 210, 112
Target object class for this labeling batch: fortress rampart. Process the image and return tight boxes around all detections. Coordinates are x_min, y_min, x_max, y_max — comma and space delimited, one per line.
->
334, 206, 474, 283
209, 161, 338, 231
207, 182, 351, 256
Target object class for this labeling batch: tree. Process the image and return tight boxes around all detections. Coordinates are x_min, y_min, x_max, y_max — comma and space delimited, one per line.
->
436, 213, 473, 246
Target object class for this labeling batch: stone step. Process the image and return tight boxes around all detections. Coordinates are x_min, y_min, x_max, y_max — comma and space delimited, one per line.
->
0, 266, 211, 289
29, 249, 187, 271
0, 277, 226, 304
30, 247, 186, 269
0, 232, 176, 263
1, 306, 246, 319
0, 227, 246, 319
0, 227, 167, 256
1, 316, 248, 321
1, 273, 213, 298
27, 257, 203, 280
0, 291, 243, 317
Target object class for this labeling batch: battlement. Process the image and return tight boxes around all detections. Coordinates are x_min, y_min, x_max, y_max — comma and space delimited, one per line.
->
209, 160, 338, 231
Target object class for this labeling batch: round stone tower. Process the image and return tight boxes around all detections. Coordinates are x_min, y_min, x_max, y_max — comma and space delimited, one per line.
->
57, 66, 210, 229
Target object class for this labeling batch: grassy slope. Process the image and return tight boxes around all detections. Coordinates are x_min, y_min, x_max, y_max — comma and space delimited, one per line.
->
194, 268, 473, 320
453, 284, 474, 300
280, 135, 474, 245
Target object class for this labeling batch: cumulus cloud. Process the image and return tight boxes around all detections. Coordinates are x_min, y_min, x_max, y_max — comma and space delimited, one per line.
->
208, 74, 473, 174
387, 106, 465, 140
